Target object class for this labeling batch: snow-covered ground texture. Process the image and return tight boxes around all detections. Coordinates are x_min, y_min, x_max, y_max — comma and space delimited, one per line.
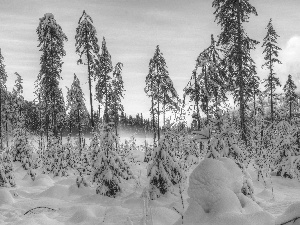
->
1, 137, 300, 225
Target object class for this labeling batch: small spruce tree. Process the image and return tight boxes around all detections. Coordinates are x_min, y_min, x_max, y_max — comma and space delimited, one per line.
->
93, 124, 134, 197
283, 74, 298, 122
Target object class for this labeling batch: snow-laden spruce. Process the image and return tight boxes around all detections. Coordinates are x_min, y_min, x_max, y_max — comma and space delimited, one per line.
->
92, 123, 134, 197
11, 72, 34, 170
147, 125, 185, 200
36, 13, 67, 139
0, 150, 16, 187
66, 74, 90, 152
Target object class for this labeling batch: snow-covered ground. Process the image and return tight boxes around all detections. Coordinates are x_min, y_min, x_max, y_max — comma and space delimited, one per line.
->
1, 136, 300, 225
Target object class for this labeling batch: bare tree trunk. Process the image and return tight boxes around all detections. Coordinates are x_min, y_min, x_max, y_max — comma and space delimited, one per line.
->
194, 71, 201, 130
0, 86, 2, 149
78, 109, 82, 156
157, 64, 160, 141
5, 112, 8, 147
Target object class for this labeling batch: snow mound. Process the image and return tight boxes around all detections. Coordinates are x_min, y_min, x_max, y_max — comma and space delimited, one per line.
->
22, 174, 32, 181
55, 177, 75, 186
32, 177, 54, 187
31, 174, 54, 186
38, 184, 69, 199
68, 208, 96, 223
0, 188, 15, 205
68, 184, 93, 196
174, 157, 275, 225
19, 213, 63, 225
275, 201, 300, 225
122, 196, 143, 209
256, 189, 274, 200
152, 206, 179, 225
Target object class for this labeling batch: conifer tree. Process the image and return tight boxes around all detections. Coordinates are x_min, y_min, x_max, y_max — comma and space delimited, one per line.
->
95, 37, 113, 124
36, 13, 67, 140
11, 72, 33, 166
75, 10, 100, 128
147, 127, 185, 200
0, 150, 16, 187
213, 0, 259, 144
0, 48, 7, 149
183, 69, 202, 130
93, 124, 134, 197
111, 62, 125, 136
262, 18, 282, 125
145, 46, 176, 141
145, 58, 157, 143
283, 74, 298, 121
196, 35, 227, 123
66, 74, 90, 154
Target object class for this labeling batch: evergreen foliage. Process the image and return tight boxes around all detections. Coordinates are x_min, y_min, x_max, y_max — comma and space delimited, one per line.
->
95, 37, 113, 123
111, 62, 125, 136
283, 74, 298, 121
145, 45, 178, 142
75, 10, 100, 128
147, 125, 185, 200
66, 74, 90, 153
262, 19, 282, 125
11, 73, 34, 169
0, 150, 16, 187
36, 13, 68, 139
213, 0, 259, 144
93, 124, 134, 197
0, 48, 8, 149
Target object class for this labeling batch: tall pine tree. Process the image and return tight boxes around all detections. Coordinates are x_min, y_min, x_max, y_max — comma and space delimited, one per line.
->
36, 13, 67, 140
75, 10, 100, 128
95, 37, 113, 124
0, 48, 7, 149
145, 46, 176, 141
111, 62, 125, 136
213, 0, 259, 144
262, 18, 282, 125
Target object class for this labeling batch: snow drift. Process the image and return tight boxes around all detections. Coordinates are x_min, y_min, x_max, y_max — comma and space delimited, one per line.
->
174, 157, 275, 225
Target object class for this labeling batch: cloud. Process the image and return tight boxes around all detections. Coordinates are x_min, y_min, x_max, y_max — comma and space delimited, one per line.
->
280, 36, 300, 88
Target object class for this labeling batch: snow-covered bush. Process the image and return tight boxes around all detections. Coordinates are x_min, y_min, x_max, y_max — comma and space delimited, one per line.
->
76, 168, 89, 188
93, 123, 134, 197
273, 121, 300, 179
193, 114, 245, 162
63, 135, 78, 170
174, 157, 274, 225
42, 135, 69, 177
11, 115, 34, 170
147, 126, 186, 200
143, 141, 153, 163
51, 136, 69, 177
88, 129, 100, 167
119, 140, 130, 160
0, 149, 16, 187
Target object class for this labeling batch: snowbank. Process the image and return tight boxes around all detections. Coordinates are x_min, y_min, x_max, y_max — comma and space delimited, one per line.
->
174, 157, 275, 225
0, 188, 14, 205
38, 184, 69, 199
67, 208, 97, 224
275, 201, 300, 225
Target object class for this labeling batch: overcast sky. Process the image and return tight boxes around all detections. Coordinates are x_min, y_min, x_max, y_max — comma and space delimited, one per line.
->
0, 0, 300, 119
